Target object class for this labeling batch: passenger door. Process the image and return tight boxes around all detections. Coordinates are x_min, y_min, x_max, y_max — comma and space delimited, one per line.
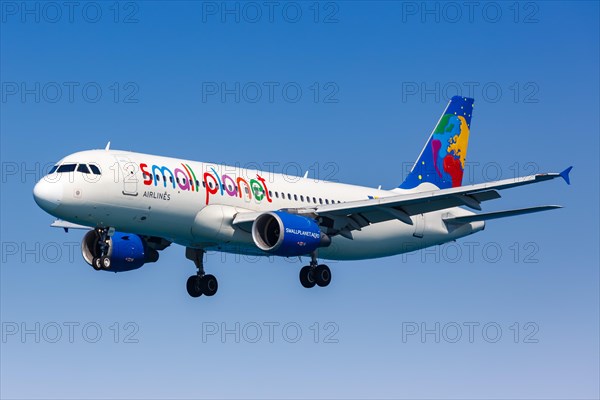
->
113, 155, 138, 196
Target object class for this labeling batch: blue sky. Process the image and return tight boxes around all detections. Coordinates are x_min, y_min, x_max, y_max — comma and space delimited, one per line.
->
1, 1, 598, 399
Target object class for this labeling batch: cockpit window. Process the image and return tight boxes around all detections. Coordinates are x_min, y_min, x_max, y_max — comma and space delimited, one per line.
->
77, 164, 90, 174
88, 164, 101, 175
57, 164, 77, 173
47, 165, 58, 175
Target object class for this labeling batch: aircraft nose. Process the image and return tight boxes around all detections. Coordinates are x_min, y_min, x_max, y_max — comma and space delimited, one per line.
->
33, 179, 63, 213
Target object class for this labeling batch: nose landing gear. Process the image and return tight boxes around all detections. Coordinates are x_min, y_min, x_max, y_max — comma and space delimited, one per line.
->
92, 227, 113, 270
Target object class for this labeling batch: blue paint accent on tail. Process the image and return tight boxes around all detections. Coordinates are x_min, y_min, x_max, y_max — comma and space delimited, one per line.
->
400, 96, 474, 190
560, 166, 573, 185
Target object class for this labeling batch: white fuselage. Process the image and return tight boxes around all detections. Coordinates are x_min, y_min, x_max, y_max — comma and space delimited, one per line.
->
35, 149, 484, 260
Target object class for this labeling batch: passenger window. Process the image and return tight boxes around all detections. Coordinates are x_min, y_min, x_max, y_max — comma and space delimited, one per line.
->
155, 174, 160, 181
325, 199, 329, 204
287, 193, 291, 200
294, 194, 298, 201
47, 165, 58, 175
275, 192, 279, 199
89, 164, 101, 175
319, 198, 323, 204
77, 164, 90, 174
300, 195, 304, 202
269, 190, 273, 198
313, 197, 317, 203
57, 164, 76, 173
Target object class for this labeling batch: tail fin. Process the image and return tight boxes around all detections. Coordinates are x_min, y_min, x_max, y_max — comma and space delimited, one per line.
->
400, 96, 474, 189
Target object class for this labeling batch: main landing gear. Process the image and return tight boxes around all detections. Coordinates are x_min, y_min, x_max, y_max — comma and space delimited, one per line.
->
299, 252, 331, 289
185, 248, 218, 298
92, 227, 112, 271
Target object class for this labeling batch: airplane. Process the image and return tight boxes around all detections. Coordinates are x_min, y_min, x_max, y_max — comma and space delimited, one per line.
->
32, 96, 572, 298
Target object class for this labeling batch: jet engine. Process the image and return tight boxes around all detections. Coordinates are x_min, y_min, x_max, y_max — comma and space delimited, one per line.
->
252, 211, 330, 257
81, 230, 159, 272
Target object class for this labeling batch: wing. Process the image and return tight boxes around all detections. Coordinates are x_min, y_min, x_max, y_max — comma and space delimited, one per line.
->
51, 219, 93, 232
233, 167, 572, 238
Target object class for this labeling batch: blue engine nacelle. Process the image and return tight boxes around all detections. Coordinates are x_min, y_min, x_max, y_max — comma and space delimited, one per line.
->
81, 230, 159, 272
252, 211, 330, 257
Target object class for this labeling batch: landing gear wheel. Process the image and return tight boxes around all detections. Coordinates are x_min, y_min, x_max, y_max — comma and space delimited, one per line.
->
315, 264, 331, 287
186, 275, 202, 298
100, 256, 111, 269
92, 257, 102, 271
185, 248, 220, 298
300, 266, 316, 288
201, 274, 218, 297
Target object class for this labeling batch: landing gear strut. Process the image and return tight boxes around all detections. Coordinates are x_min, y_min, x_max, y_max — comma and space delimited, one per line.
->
299, 252, 331, 288
185, 248, 218, 298
92, 227, 112, 270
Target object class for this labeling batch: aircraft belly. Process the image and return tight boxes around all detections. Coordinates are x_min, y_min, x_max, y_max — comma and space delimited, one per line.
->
318, 220, 427, 260
318, 215, 461, 261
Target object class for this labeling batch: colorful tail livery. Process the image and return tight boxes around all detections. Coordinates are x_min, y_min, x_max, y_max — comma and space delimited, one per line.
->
400, 96, 474, 189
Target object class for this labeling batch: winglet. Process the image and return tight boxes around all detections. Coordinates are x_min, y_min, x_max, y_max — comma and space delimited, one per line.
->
560, 166, 573, 185
105, 141, 111, 151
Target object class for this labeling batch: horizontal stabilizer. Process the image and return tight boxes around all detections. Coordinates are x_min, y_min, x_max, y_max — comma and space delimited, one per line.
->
443, 205, 562, 225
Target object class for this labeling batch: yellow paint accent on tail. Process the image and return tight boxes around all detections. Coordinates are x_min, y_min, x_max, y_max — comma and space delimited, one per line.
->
447, 115, 470, 168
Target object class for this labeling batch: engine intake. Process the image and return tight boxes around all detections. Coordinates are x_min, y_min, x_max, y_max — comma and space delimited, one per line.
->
252, 211, 330, 257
